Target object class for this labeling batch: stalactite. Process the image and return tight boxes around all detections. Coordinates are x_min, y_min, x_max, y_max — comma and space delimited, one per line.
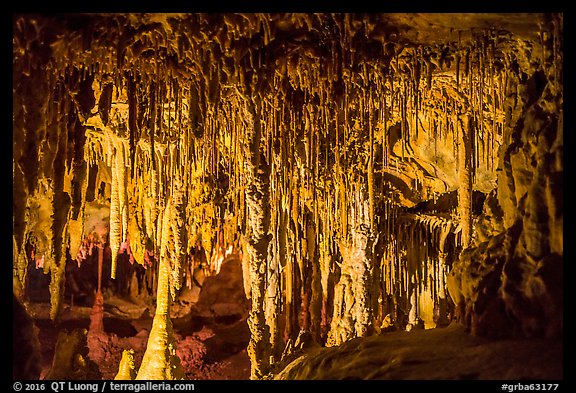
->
284, 224, 295, 343
488, 60, 498, 171
161, 173, 187, 300
69, 111, 89, 262
368, 88, 375, 231
401, 81, 407, 159
127, 75, 138, 179
109, 141, 124, 280
458, 113, 473, 249
44, 88, 74, 323
456, 50, 461, 88
13, 69, 52, 295
264, 107, 283, 364
149, 82, 157, 170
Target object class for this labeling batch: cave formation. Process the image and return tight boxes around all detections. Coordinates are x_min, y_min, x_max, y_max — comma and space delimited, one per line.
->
12, 13, 563, 381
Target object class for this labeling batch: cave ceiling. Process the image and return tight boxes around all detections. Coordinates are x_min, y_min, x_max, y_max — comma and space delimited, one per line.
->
13, 12, 551, 202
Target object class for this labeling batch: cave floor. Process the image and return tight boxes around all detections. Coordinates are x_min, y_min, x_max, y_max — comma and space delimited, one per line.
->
27, 297, 252, 380
27, 298, 563, 380
276, 323, 564, 380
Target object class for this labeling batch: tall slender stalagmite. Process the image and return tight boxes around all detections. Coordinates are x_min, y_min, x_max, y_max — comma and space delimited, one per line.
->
89, 245, 105, 334
135, 202, 185, 379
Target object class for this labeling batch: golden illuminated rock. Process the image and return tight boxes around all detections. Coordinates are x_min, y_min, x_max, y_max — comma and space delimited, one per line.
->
12, 13, 562, 380
115, 349, 137, 380
135, 235, 185, 380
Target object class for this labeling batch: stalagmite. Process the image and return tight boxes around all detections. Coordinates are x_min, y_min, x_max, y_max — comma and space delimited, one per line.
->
89, 245, 105, 334
44, 328, 101, 380
115, 349, 137, 380
135, 223, 185, 379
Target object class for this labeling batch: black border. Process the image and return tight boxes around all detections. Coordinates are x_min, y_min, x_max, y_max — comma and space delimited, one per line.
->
8, 4, 571, 391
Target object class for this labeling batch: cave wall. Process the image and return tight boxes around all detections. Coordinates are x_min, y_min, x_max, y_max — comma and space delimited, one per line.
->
447, 20, 563, 338
12, 13, 562, 378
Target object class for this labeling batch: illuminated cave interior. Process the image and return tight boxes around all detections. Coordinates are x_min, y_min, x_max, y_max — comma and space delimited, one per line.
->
13, 13, 563, 380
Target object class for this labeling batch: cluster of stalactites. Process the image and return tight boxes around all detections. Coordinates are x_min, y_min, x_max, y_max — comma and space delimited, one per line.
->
84, 120, 191, 295
13, 60, 91, 321
383, 210, 458, 330
77, 20, 528, 358
13, 13, 562, 375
